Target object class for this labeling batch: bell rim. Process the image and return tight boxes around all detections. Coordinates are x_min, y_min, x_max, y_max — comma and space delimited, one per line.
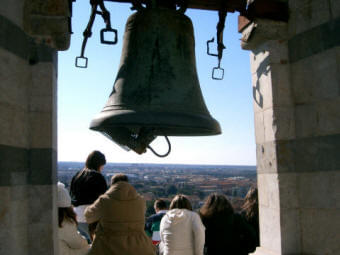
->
90, 110, 221, 136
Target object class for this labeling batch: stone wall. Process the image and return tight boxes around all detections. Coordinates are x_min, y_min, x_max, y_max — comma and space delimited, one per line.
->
245, 0, 340, 254
0, 0, 60, 254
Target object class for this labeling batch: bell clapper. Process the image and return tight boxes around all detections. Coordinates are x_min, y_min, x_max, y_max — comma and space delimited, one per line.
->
147, 136, 172, 158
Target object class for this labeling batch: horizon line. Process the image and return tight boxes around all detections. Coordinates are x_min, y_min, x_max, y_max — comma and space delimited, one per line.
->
58, 161, 256, 167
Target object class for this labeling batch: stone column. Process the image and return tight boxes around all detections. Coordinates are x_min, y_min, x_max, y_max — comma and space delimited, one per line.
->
0, 0, 69, 254
241, 1, 340, 254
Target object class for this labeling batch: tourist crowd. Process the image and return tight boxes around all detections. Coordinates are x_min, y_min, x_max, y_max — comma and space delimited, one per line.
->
58, 151, 259, 255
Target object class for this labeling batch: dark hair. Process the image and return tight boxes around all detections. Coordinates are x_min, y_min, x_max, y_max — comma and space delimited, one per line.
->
85, 151, 106, 171
111, 173, 129, 185
199, 193, 234, 219
58, 207, 77, 227
169, 194, 192, 211
242, 187, 258, 220
154, 199, 167, 210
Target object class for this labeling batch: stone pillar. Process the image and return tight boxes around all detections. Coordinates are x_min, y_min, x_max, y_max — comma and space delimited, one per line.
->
0, 1, 69, 254
241, 1, 340, 254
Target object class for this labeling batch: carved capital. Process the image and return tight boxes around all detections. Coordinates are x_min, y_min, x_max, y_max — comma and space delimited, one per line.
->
23, 0, 71, 50
240, 18, 288, 50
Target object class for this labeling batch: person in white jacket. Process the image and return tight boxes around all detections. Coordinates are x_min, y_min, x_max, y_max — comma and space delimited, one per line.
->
58, 182, 90, 255
159, 194, 205, 255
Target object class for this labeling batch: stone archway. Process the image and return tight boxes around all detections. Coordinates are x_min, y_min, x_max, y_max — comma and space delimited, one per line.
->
0, 1, 339, 254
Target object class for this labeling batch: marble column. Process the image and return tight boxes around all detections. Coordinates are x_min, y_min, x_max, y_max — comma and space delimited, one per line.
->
0, 1, 60, 254
241, 0, 340, 254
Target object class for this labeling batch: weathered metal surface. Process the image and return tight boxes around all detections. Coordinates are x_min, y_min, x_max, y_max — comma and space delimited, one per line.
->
90, 7, 221, 154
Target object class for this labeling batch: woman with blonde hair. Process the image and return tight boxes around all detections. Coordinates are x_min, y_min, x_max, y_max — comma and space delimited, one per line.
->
159, 194, 205, 255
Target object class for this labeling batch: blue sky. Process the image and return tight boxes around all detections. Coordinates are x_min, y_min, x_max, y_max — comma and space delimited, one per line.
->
57, 1, 256, 165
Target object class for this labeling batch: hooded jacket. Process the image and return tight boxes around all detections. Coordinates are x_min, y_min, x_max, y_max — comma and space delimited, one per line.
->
58, 221, 89, 255
84, 181, 156, 255
159, 209, 205, 255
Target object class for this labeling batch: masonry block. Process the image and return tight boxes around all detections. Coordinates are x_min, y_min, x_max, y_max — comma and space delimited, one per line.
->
263, 107, 295, 142
29, 94, 54, 113
275, 140, 295, 173
0, 106, 29, 148
291, 47, 339, 104
258, 173, 280, 209
288, 0, 332, 35
298, 171, 340, 209
295, 104, 318, 138
23, 0, 71, 50
254, 111, 265, 144
270, 64, 293, 107
250, 49, 269, 75
28, 185, 55, 223
280, 208, 301, 254
266, 40, 289, 64
331, 0, 340, 18
294, 134, 340, 172
0, 49, 29, 110
0, 222, 11, 254
317, 98, 340, 136
10, 199, 29, 227
252, 70, 273, 112
0, 187, 10, 229
0, 0, 25, 28
300, 208, 340, 254
278, 173, 299, 209
27, 184, 58, 255
258, 206, 281, 254
27, 149, 57, 185
27, 222, 56, 255
29, 111, 56, 149
10, 225, 29, 255
256, 142, 278, 173
31, 62, 56, 97
10, 171, 27, 186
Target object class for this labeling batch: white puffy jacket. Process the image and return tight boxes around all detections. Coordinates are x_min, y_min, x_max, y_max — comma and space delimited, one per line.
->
159, 209, 205, 255
58, 221, 90, 255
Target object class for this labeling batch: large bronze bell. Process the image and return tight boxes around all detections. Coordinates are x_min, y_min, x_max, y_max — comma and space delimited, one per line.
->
90, 5, 221, 156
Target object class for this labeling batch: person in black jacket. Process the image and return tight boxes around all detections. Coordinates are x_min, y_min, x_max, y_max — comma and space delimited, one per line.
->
199, 193, 257, 255
70, 150, 107, 242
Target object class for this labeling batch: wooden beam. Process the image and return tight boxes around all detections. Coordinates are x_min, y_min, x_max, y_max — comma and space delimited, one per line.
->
104, 0, 247, 12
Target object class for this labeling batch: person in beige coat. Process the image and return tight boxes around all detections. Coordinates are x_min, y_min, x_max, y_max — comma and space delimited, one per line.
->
84, 174, 156, 255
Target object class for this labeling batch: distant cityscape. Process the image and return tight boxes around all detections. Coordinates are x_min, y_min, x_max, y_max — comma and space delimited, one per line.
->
58, 162, 257, 216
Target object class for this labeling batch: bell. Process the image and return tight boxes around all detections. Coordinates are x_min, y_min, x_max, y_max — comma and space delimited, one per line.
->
90, 6, 221, 155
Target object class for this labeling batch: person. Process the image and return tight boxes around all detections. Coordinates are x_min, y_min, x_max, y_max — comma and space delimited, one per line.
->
159, 194, 205, 255
84, 173, 156, 255
57, 182, 90, 255
145, 199, 168, 245
241, 187, 259, 247
70, 150, 108, 242
199, 193, 257, 255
